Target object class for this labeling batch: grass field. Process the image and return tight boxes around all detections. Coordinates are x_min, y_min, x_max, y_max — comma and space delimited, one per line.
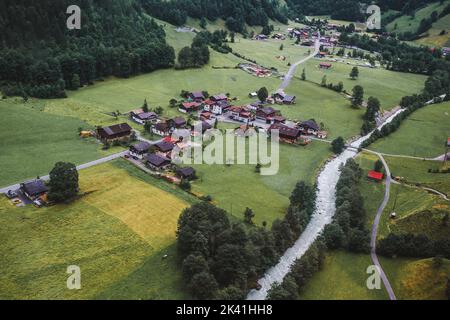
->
370, 101, 450, 158
380, 257, 450, 300
191, 142, 331, 226
415, 13, 450, 47
385, 156, 450, 195
0, 99, 123, 188
386, 2, 449, 35
0, 160, 190, 299
298, 250, 389, 300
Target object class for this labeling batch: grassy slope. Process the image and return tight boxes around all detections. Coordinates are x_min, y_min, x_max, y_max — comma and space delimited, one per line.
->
370, 101, 450, 158
386, 2, 449, 34
415, 13, 450, 47
0, 99, 123, 188
0, 160, 190, 299
191, 142, 331, 226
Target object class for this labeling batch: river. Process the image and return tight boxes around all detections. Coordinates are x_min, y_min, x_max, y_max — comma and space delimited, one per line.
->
247, 108, 405, 300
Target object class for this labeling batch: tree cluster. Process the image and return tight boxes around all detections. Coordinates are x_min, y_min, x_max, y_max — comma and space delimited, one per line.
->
322, 159, 371, 254
0, 0, 175, 98
378, 233, 450, 259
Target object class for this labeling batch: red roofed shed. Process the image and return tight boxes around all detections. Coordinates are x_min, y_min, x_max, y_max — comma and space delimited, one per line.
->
368, 171, 384, 182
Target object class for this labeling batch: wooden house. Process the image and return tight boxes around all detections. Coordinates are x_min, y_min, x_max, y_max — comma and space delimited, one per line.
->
129, 141, 151, 160
145, 154, 171, 171
20, 179, 49, 201
97, 123, 132, 142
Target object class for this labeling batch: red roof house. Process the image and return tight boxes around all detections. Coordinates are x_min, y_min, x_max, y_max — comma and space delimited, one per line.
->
368, 171, 384, 182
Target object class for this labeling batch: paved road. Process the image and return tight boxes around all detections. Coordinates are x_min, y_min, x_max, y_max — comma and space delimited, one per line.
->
0, 151, 128, 194
370, 154, 397, 300
279, 35, 321, 90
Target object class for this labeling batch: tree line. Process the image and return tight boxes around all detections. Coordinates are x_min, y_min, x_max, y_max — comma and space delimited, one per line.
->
140, 0, 289, 32
176, 180, 316, 299
0, 0, 175, 98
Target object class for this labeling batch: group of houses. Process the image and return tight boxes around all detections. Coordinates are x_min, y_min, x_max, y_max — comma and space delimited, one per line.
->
268, 119, 327, 144
128, 138, 196, 180
239, 63, 272, 78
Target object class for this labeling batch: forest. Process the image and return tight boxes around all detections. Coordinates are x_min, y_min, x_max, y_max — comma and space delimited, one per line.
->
0, 0, 175, 98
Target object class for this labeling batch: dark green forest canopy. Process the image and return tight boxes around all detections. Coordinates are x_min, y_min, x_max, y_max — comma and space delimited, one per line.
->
0, 0, 175, 98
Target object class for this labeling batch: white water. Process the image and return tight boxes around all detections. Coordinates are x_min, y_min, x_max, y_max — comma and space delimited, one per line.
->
247, 109, 405, 300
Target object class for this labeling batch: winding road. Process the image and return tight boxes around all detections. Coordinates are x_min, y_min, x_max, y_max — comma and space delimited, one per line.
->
278, 35, 321, 90
369, 153, 397, 300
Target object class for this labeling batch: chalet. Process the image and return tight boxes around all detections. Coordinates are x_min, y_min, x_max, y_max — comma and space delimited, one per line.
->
367, 170, 384, 182
97, 123, 132, 142
254, 34, 268, 40
131, 111, 158, 125
269, 123, 301, 143
130, 141, 151, 160
192, 121, 212, 135
145, 154, 171, 171
212, 100, 231, 115
200, 111, 215, 121
154, 140, 175, 156
299, 120, 320, 135
268, 115, 286, 124
179, 102, 201, 113
170, 117, 187, 129
210, 94, 228, 103
176, 167, 196, 180
229, 106, 255, 123
152, 122, 171, 136
20, 179, 49, 201
315, 52, 326, 58
189, 91, 205, 102
247, 101, 263, 111
256, 107, 279, 123
283, 95, 296, 105
319, 62, 332, 69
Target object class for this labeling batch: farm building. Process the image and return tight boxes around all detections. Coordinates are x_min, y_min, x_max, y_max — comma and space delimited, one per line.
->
152, 122, 171, 136
129, 141, 151, 160
145, 154, 171, 171
169, 117, 187, 129
200, 111, 215, 121
131, 111, 158, 125
179, 102, 202, 113
97, 123, 132, 142
154, 141, 175, 157
204, 99, 230, 115
189, 91, 205, 102
299, 120, 320, 135
176, 167, 196, 180
20, 179, 49, 201
367, 171, 384, 182
210, 94, 228, 102
319, 62, 332, 69
273, 90, 296, 104
191, 121, 212, 135
256, 107, 280, 122
269, 123, 301, 144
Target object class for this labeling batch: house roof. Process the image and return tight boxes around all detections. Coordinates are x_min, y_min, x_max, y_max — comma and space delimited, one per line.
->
101, 123, 132, 136
135, 112, 157, 120
131, 141, 151, 153
191, 91, 205, 99
154, 122, 169, 132
300, 120, 320, 131
259, 107, 277, 115
212, 94, 228, 101
146, 154, 171, 167
269, 124, 300, 139
21, 179, 49, 196
155, 141, 175, 153
368, 171, 384, 181
181, 102, 200, 109
447, 137, 450, 147
171, 117, 187, 126
283, 95, 296, 102
177, 167, 195, 178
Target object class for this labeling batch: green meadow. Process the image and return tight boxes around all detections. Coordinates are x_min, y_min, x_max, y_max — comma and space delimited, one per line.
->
0, 99, 123, 188
0, 160, 191, 300
370, 101, 450, 158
